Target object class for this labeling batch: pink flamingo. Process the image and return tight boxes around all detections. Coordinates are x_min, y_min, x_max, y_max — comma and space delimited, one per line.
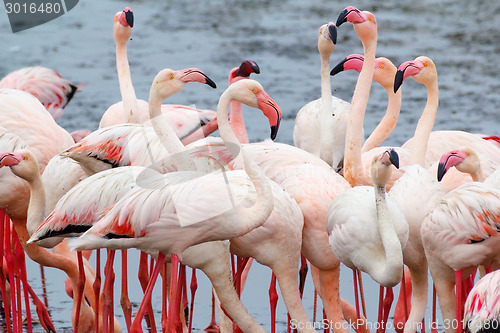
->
0, 66, 78, 121
421, 148, 500, 333
65, 79, 282, 332
293, 22, 351, 170
330, 54, 402, 154
99, 8, 218, 144
327, 148, 408, 286
463, 269, 500, 333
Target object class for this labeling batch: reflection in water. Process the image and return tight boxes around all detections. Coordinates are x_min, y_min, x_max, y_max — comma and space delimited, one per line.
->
2, 0, 500, 331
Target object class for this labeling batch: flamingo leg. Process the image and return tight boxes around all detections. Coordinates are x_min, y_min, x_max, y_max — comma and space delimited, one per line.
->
188, 268, 197, 333
313, 289, 317, 323
0, 210, 12, 333
137, 251, 155, 331
166, 254, 181, 333
175, 263, 186, 332
12, 234, 25, 333
382, 287, 394, 333
161, 262, 168, 332
25, 279, 56, 332
130, 252, 166, 333
455, 270, 463, 333
93, 249, 101, 333
74, 251, 86, 333
5, 218, 18, 333
101, 249, 115, 333
269, 273, 278, 333
120, 249, 132, 331
357, 269, 367, 318
431, 285, 438, 333
204, 290, 219, 333
353, 269, 361, 320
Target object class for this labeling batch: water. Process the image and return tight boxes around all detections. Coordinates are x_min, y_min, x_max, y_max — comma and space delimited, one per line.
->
1, 0, 499, 331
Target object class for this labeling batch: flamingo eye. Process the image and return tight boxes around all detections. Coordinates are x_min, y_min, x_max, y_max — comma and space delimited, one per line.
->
379, 65, 384, 69
252, 89, 258, 94
466, 152, 471, 156
368, 17, 372, 21
24, 156, 28, 160
423, 63, 428, 67
170, 75, 174, 80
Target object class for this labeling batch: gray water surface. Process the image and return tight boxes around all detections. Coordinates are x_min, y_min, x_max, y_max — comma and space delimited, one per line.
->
1, 0, 499, 331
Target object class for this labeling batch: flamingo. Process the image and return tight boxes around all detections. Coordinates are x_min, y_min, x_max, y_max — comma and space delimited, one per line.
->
327, 148, 408, 286
63, 79, 282, 331
463, 269, 500, 333
330, 54, 402, 154
99, 8, 219, 144
421, 148, 500, 333
0, 66, 78, 121
293, 21, 351, 170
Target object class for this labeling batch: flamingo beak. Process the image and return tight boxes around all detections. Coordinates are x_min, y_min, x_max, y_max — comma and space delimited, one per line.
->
436, 152, 464, 182
394, 68, 406, 93
234, 60, 260, 77
255, 91, 282, 140
330, 54, 364, 76
0, 153, 21, 168
336, 8, 349, 27
328, 23, 337, 44
387, 149, 399, 169
179, 69, 217, 89
124, 8, 134, 28
436, 162, 448, 182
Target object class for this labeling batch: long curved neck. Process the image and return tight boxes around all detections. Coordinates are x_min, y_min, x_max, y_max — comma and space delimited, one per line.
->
149, 89, 196, 171
230, 100, 249, 144
116, 39, 140, 123
217, 93, 273, 230
344, 40, 376, 186
362, 86, 402, 152
26, 173, 47, 236
319, 54, 334, 151
409, 80, 439, 166
371, 185, 403, 286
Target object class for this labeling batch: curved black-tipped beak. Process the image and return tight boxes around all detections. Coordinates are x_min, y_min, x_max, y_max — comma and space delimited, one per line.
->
437, 163, 447, 182
270, 124, 279, 141
336, 9, 348, 27
394, 69, 405, 93
234, 60, 260, 77
328, 24, 337, 44
330, 57, 348, 76
388, 149, 399, 169
204, 76, 217, 89
125, 10, 134, 28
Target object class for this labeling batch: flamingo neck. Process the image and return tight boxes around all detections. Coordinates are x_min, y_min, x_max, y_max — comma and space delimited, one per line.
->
217, 92, 273, 230
319, 55, 334, 152
26, 174, 47, 236
230, 100, 249, 144
115, 40, 140, 123
149, 89, 195, 171
344, 41, 377, 186
362, 86, 402, 152
470, 168, 485, 182
371, 185, 404, 286
409, 80, 439, 166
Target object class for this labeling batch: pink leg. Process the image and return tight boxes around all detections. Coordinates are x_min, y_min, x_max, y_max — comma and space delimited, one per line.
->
455, 270, 463, 333
353, 269, 361, 320
102, 249, 116, 333
137, 251, 155, 332
74, 251, 86, 333
166, 254, 180, 332
13, 232, 33, 333
161, 262, 168, 332
25, 280, 56, 332
234, 256, 250, 298
323, 308, 328, 333
377, 286, 384, 333
269, 273, 278, 333
188, 268, 197, 333
12, 236, 22, 332
4, 218, 18, 333
431, 285, 438, 333
0, 210, 12, 333
93, 249, 101, 333
130, 252, 166, 333
394, 267, 411, 333
357, 269, 367, 318
204, 290, 219, 333
313, 289, 317, 323
175, 263, 186, 332
120, 250, 132, 331
382, 287, 394, 333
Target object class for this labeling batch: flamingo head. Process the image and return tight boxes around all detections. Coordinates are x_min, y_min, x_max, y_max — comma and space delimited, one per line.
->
229, 60, 260, 84
371, 148, 399, 187
336, 7, 377, 44
151, 68, 217, 100
394, 56, 437, 93
224, 79, 282, 140
317, 22, 337, 57
113, 7, 134, 44
437, 148, 479, 181
331, 55, 397, 91
0, 150, 39, 181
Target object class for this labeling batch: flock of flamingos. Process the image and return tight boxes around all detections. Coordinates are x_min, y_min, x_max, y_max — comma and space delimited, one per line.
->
0, 4, 499, 333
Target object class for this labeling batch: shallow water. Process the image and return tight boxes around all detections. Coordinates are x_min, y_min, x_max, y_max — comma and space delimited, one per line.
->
1, 0, 499, 331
